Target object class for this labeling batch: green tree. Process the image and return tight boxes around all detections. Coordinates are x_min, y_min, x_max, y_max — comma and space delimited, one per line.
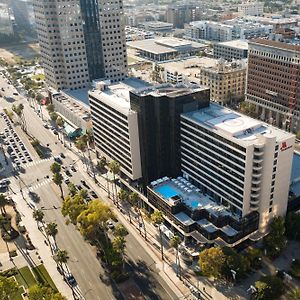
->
46, 104, 55, 113
285, 212, 300, 241
170, 235, 181, 277
0, 194, 8, 215
50, 162, 61, 174
118, 189, 128, 209
77, 199, 114, 240
254, 275, 284, 300
288, 288, 300, 300
56, 117, 64, 142
0, 275, 18, 300
61, 194, 87, 224
52, 172, 64, 198
33, 209, 45, 228
50, 112, 58, 122
55, 249, 69, 272
97, 156, 107, 173
263, 216, 286, 258
112, 236, 126, 272
79, 189, 88, 200
108, 160, 120, 204
75, 137, 88, 169
198, 247, 226, 279
151, 210, 164, 260
28, 284, 67, 300
114, 224, 128, 237
46, 222, 58, 245
67, 183, 77, 197
245, 247, 262, 269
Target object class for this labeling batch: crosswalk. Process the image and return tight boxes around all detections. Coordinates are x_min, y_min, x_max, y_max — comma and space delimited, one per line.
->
23, 157, 53, 168
28, 177, 52, 192
9, 177, 52, 195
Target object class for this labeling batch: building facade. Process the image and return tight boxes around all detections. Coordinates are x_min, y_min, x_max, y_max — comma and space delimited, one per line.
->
146, 103, 294, 246
98, 0, 128, 82
166, 5, 199, 29
89, 80, 143, 181
238, 1, 264, 16
33, 0, 90, 90
199, 60, 247, 104
214, 40, 248, 61
130, 84, 210, 188
246, 39, 300, 132
33, 0, 127, 90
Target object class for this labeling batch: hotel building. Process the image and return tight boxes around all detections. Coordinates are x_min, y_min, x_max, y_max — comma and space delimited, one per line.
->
148, 103, 295, 245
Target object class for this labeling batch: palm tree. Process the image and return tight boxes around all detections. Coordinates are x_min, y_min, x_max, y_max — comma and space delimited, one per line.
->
55, 249, 69, 273
75, 137, 88, 170
108, 160, 120, 204
118, 189, 128, 210
32, 209, 44, 228
0, 194, 8, 216
97, 156, 107, 173
130, 192, 147, 240
151, 210, 164, 260
56, 117, 64, 143
112, 236, 126, 272
52, 172, 64, 198
170, 235, 181, 277
46, 222, 58, 248
50, 162, 61, 174
288, 288, 300, 300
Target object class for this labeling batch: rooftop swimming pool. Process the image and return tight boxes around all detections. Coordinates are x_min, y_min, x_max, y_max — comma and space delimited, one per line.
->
155, 185, 178, 199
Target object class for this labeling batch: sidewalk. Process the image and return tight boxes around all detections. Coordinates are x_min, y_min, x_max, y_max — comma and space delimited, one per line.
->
11, 192, 74, 300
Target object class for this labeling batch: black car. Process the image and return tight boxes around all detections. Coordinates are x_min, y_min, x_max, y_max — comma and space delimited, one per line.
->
65, 274, 77, 287
90, 191, 97, 198
60, 153, 65, 158
70, 165, 76, 172
76, 185, 82, 190
65, 170, 71, 177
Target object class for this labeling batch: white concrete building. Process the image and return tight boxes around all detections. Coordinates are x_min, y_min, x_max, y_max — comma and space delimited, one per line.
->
33, 0, 90, 90
99, 0, 128, 83
238, 1, 264, 16
180, 103, 295, 232
89, 80, 146, 181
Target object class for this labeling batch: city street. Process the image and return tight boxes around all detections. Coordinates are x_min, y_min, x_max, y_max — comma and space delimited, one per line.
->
0, 74, 179, 300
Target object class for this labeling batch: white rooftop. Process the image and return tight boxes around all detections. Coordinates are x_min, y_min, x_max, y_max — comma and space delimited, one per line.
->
217, 39, 249, 50
182, 103, 293, 144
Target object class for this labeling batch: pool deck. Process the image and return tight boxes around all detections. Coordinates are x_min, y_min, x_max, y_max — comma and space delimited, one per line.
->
152, 176, 234, 219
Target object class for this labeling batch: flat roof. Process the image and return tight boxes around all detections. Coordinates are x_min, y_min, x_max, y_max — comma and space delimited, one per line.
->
89, 78, 151, 116
127, 37, 206, 55
64, 88, 90, 107
250, 38, 300, 52
217, 39, 248, 50
182, 103, 294, 144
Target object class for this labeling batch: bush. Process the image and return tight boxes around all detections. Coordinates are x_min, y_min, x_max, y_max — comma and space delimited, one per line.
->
9, 250, 17, 257
0, 268, 18, 277
254, 275, 284, 300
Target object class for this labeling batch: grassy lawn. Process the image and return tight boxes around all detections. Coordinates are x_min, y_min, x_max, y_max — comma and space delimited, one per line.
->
32, 264, 57, 291
127, 56, 138, 65
15, 266, 36, 289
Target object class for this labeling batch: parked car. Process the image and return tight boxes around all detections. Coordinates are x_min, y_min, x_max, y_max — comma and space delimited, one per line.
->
90, 191, 97, 198
65, 274, 77, 287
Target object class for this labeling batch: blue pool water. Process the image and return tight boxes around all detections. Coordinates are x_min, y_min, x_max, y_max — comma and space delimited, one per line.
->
190, 201, 199, 209
291, 153, 300, 196
155, 185, 178, 199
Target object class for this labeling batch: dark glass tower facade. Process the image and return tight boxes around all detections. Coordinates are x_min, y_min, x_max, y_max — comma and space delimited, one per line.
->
79, 0, 105, 81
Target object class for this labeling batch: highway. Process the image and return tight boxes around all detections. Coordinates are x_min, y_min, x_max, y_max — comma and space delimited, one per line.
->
0, 74, 178, 300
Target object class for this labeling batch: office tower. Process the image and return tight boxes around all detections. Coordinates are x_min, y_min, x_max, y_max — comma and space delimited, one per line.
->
147, 103, 294, 246
166, 5, 198, 29
130, 84, 210, 188
79, 0, 105, 81
33, 0, 90, 90
246, 39, 300, 132
98, 0, 128, 82
33, 0, 127, 90
238, 1, 264, 16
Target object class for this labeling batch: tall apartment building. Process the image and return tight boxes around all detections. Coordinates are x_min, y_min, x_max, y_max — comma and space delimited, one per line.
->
33, 0, 127, 91
98, 0, 128, 82
147, 103, 294, 246
166, 5, 199, 29
238, 1, 264, 16
199, 60, 247, 104
246, 39, 300, 132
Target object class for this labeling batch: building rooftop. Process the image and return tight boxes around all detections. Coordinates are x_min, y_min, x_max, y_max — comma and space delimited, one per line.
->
217, 39, 249, 50
160, 57, 218, 75
182, 103, 294, 144
143, 21, 173, 28
132, 83, 209, 98
127, 37, 206, 55
250, 38, 300, 52
89, 78, 151, 115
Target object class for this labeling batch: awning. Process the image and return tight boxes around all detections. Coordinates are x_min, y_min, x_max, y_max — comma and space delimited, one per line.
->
190, 231, 209, 244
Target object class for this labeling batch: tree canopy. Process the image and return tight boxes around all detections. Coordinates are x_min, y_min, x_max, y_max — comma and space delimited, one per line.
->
0, 275, 18, 300
28, 284, 67, 300
254, 275, 284, 300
